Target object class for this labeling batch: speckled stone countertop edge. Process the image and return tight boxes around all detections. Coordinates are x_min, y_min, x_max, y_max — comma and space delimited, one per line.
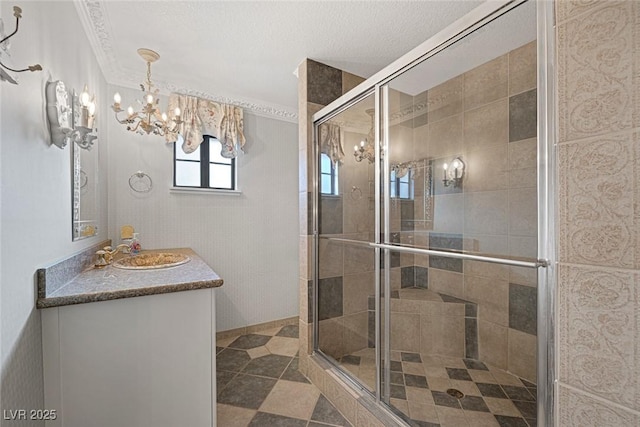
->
36, 278, 223, 309
36, 247, 224, 309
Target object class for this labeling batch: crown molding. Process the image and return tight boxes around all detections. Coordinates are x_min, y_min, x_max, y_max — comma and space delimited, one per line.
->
73, 0, 298, 123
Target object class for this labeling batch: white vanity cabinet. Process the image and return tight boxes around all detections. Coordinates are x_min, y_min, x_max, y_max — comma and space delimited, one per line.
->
41, 288, 217, 427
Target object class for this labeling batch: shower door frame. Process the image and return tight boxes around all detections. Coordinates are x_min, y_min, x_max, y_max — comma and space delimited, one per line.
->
311, 1, 556, 425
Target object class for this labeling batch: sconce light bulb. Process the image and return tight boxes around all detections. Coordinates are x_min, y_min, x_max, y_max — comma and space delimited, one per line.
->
146, 94, 154, 105
443, 163, 448, 170
127, 106, 134, 116
80, 85, 90, 107
453, 160, 460, 169
354, 145, 358, 152
360, 140, 365, 147
174, 107, 181, 117
161, 112, 168, 122
88, 102, 96, 116
113, 92, 121, 104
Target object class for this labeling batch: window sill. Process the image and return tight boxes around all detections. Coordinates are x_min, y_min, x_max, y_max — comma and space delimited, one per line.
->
170, 187, 242, 196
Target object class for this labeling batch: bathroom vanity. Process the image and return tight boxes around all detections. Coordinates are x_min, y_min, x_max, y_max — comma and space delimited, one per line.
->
37, 245, 223, 427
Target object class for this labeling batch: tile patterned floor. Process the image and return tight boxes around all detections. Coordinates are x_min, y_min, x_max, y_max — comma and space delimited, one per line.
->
216, 324, 353, 426
338, 349, 537, 427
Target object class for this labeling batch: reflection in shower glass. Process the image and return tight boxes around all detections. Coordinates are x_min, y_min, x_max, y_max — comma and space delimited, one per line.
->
316, 92, 378, 393
380, 1, 539, 425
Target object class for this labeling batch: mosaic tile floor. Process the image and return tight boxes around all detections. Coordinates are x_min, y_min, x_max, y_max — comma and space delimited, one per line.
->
338, 349, 537, 427
216, 324, 353, 427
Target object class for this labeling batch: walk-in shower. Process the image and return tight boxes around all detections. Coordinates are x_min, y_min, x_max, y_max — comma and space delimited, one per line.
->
311, 1, 552, 426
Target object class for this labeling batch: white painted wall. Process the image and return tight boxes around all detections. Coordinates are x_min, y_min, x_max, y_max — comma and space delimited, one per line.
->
0, 1, 109, 422
106, 87, 299, 331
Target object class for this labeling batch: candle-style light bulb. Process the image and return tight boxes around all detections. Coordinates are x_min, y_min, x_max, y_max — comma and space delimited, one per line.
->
453, 160, 459, 169
80, 85, 90, 107
146, 94, 154, 105
443, 163, 448, 181
88, 101, 96, 116
360, 140, 365, 147
354, 145, 358, 152
174, 107, 181, 117
127, 106, 134, 116
161, 112, 168, 122
443, 163, 448, 170
113, 92, 121, 104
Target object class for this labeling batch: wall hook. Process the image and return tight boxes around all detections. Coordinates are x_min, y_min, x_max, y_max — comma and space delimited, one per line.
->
0, 6, 42, 84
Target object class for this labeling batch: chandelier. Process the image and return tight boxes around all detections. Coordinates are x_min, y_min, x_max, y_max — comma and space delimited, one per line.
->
353, 108, 376, 163
111, 48, 182, 136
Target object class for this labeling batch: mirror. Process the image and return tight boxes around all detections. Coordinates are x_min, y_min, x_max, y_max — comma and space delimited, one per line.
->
71, 90, 99, 240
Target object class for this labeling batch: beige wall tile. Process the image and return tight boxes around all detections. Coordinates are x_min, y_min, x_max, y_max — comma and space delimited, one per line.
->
463, 143, 509, 193
478, 320, 508, 370
342, 312, 369, 355
463, 99, 509, 153
508, 137, 537, 170
463, 234, 508, 256
390, 312, 421, 353
558, 264, 639, 411
558, 133, 635, 268
557, 2, 636, 142
342, 71, 365, 94
428, 269, 464, 300
464, 55, 508, 111
428, 114, 464, 159
299, 278, 309, 323
319, 318, 345, 359
419, 314, 465, 357
299, 235, 310, 280
508, 187, 537, 237
465, 275, 509, 326
556, 0, 604, 24
508, 40, 537, 96
463, 260, 509, 282
433, 193, 464, 235
324, 372, 358, 424
428, 75, 464, 123
508, 236, 537, 259
344, 241, 375, 275
343, 271, 375, 315
509, 265, 537, 287
508, 329, 536, 383
558, 385, 639, 427
508, 168, 537, 189
318, 237, 344, 279
464, 190, 508, 236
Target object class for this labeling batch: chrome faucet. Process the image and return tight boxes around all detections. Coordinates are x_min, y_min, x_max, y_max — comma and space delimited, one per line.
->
94, 244, 131, 268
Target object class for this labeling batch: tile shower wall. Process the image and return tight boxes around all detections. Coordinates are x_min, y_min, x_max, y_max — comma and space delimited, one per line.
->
388, 40, 538, 382
556, 1, 640, 424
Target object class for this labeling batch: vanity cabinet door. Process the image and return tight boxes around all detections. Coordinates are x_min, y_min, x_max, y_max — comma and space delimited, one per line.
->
42, 289, 216, 427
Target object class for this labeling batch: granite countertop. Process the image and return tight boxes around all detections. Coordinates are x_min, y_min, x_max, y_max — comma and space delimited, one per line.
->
37, 247, 223, 309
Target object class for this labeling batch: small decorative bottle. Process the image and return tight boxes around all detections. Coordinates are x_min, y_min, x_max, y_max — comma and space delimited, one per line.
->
129, 233, 141, 254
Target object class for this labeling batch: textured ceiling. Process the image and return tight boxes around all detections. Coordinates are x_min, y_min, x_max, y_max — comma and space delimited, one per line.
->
75, 0, 484, 120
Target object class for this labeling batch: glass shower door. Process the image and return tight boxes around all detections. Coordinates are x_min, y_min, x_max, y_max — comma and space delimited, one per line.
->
377, 1, 541, 425
315, 92, 379, 394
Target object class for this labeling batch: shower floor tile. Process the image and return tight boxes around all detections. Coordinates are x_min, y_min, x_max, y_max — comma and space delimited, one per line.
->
336, 352, 537, 427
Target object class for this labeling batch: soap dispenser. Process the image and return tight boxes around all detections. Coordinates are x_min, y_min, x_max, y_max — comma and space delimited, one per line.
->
130, 233, 141, 254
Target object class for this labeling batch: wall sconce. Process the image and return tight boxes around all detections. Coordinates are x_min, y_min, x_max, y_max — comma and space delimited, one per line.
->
0, 6, 42, 84
45, 81, 97, 149
73, 84, 97, 149
442, 157, 464, 188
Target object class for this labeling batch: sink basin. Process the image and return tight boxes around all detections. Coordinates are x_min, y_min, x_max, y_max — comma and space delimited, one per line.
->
112, 253, 191, 270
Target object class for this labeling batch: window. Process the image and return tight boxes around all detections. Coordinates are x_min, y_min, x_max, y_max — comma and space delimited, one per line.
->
390, 170, 413, 199
320, 153, 339, 195
174, 136, 236, 190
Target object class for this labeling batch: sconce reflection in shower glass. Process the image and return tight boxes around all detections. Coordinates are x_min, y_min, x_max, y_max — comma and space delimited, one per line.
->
442, 157, 465, 188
